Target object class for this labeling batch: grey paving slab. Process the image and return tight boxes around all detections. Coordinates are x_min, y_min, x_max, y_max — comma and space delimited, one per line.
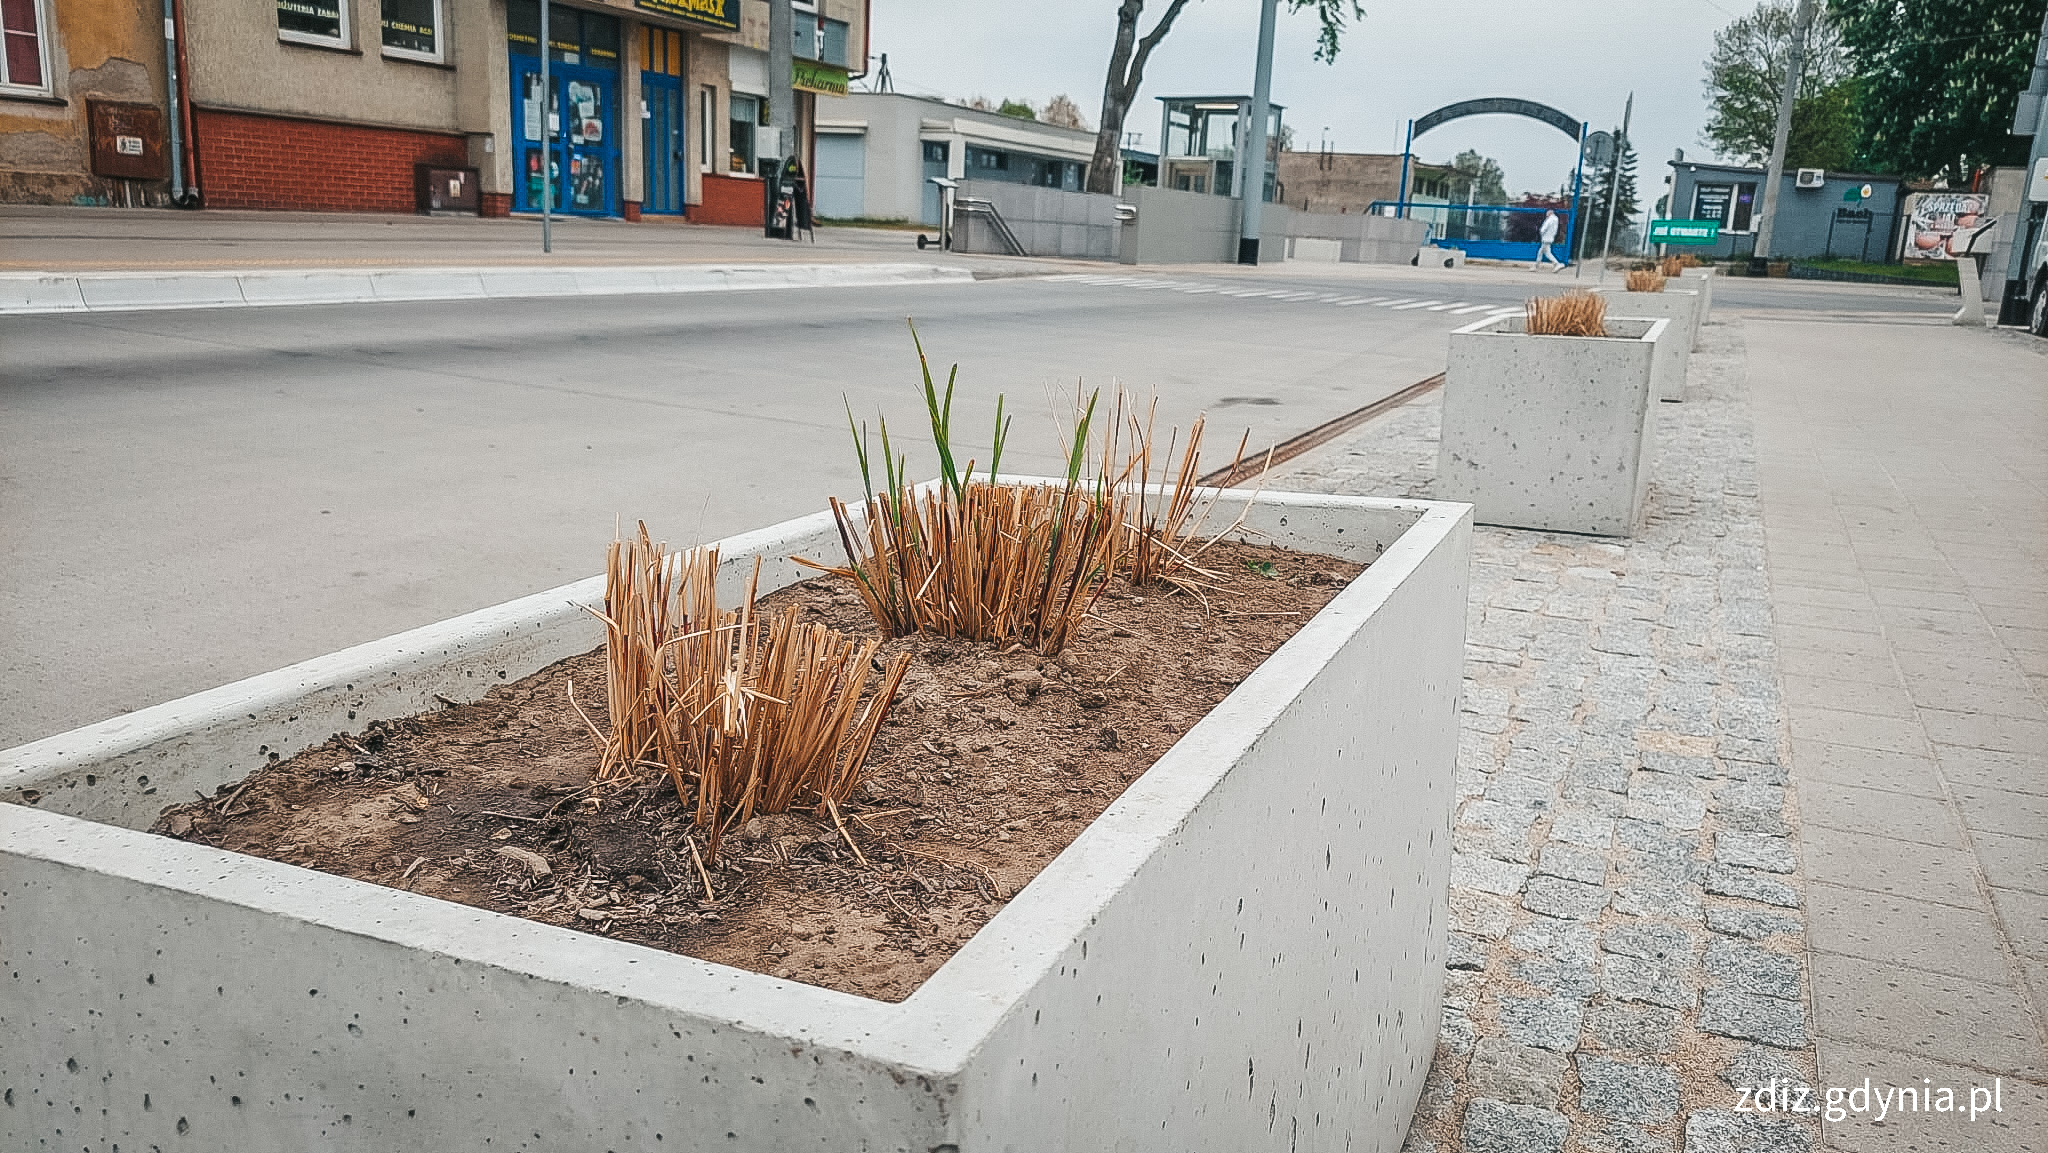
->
1805, 881, 2013, 982
1933, 746, 2048, 798
1795, 779, 1968, 847
1920, 710, 2048, 755
1949, 786, 2048, 841
1815, 1039, 2048, 1153
1798, 822, 1989, 910
1785, 707, 1932, 755
1991, 888, 2048, 960
1789, 742, 1945, 796
1807, 953, 2047, 1078
1972, 830, 2048, 895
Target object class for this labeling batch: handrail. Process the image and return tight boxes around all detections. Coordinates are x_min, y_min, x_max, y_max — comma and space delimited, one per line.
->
954, 197, 1026, 256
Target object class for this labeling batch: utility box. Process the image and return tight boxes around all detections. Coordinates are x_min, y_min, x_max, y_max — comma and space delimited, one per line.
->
414, 164, 480, 215
87, 101, 167, 181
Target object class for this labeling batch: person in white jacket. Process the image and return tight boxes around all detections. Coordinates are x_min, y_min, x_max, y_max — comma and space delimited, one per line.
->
1534, 210, 1565, 271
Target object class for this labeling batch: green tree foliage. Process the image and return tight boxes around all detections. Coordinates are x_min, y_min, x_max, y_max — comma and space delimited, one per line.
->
1448, 149, 1508, 204
1703, 1, 1859, 170
1580, 130, 1640, 256
1830, 0, 2039, 179
997, 99, 1038, 121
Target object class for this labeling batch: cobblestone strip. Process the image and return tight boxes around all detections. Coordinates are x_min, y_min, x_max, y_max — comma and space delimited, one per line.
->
1268, 318, 1820, 1152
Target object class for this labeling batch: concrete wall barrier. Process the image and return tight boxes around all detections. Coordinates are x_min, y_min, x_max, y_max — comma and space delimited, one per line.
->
953, 181, 1121, 261
1119, 185, 1244, 265
1284, 210, 1430, 265
1, 487, 1471, 1153
1438, 314, 1667, 536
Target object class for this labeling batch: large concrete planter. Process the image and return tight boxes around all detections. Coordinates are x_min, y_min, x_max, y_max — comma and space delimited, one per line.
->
1, 488, 1471, 1153
1593, 286, 1701, 399
1438, 314, 1669, 536
1681, 266, 1714, 330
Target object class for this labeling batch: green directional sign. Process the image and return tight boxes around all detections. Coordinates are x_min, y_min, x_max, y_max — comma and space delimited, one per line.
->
1648, 218, 1721, 245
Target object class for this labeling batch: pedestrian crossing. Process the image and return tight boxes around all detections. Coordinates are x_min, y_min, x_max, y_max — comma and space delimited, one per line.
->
1039, 273, 1523, 320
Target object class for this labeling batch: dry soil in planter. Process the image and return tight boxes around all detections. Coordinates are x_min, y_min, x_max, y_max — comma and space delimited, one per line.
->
151, 539, 1361, 1002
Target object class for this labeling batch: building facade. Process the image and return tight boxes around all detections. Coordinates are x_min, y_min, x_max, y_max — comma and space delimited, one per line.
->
1274, 150, 1457, 216
1, 0, 865, 221
810, 92, 1095, 225
1665, 161, 1905, 262
0, 0, 177, 205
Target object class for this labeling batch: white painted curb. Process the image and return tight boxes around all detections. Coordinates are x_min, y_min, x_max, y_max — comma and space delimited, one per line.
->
2, 485, 1471, 1153
0, 262, 976, 316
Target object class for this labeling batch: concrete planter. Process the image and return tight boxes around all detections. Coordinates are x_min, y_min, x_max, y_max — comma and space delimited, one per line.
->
1680, 266, 1713, 329
2, 488, 1471, 1153
1438, 314, 1669, 536
1593, 287, 1700, 399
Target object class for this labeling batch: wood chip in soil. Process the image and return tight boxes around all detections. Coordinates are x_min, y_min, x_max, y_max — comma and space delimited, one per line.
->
151, 538, 1364, 1002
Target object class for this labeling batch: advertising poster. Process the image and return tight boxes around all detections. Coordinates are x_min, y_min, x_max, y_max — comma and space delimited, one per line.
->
1901, 192, 1990, 260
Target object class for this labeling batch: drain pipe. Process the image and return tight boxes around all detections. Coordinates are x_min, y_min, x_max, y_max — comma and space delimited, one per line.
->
163, 0, 199, 205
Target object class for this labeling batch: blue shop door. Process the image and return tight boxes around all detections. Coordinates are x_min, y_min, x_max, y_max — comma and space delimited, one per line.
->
641, 72, 684, 215
512, 55, 619, 216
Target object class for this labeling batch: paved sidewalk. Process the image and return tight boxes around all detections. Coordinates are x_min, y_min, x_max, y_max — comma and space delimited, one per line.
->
1263, 311, 2047, 1150
1745, 319, 2048, 1150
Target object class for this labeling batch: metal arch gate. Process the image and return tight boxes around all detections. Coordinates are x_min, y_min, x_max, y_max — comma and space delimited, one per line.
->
1396, 97, 1588, 265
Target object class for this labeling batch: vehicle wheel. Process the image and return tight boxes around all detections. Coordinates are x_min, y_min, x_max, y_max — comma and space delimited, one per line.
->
2032, 283, 2048, 337
916, 233, 929, 250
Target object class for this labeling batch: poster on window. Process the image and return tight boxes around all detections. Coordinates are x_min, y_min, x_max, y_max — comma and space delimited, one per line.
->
522, 74, 544, 142
570, 155, 605, 209
525, 149, 559, 208
567, 82, 598, 144
1901, 192, 1990, 260
277, 0, 343, 41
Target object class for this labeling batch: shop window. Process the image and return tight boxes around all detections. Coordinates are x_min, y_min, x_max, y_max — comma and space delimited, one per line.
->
380, 0, 441, 62
643, 27, 682, 76
278, 0, 349, 49
699, 86, 715, 172
729, 92, 759, 174
1693, 181, 1758, 233
1, 0, 48, 91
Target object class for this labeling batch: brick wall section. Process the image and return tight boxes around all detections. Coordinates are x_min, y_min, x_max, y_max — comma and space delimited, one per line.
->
193, 108, 467, 213
693, 173, 764, 227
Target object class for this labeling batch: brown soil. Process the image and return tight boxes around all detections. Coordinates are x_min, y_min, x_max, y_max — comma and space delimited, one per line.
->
152, 539, 1362, 1002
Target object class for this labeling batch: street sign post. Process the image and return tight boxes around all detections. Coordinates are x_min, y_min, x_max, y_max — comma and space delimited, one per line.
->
1648, 219, 1721, 246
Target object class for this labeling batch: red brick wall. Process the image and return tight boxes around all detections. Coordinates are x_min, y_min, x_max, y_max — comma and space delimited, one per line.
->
694, 173, 764, 227
192, 107, 467, 213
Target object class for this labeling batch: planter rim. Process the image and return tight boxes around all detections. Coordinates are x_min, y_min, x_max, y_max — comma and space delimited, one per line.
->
1452, 313, 1670, 343
2, 485, 1471, 1079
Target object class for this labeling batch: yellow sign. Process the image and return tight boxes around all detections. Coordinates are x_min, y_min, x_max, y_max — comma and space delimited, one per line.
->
792, 59, 849, 97
632, 0, 736, 32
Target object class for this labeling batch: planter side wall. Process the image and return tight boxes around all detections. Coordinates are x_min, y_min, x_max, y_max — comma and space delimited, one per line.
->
1597, 288, 1700, 395
1437, 323, 1661, 537
0, 808, 949, 1151
948, 507, 1471, 1152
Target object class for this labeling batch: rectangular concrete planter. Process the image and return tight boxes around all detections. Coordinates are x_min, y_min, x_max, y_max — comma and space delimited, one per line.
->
1681, 266, 1713, 332
1438, 314, 1669, 536
1593, 287, 1700, 399
1, 488, 1471, 1153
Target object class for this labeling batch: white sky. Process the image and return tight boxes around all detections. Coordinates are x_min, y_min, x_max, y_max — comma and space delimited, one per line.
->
867, 0, 1752, 210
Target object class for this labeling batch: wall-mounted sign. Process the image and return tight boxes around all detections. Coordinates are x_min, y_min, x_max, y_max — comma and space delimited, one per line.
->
633, 0, 736, 32
1902, 191, 1989, 259
1647, 219, 1721, 245
791, 58, 848, 97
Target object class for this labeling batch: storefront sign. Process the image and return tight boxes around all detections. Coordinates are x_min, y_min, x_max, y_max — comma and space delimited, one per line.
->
791, 59, 848, 97
633, 0, 737, 32
1647, 219, 1721, 245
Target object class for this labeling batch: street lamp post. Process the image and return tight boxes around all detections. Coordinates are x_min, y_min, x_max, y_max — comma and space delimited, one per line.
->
539, 0, 551, 253
1754, 0, 1818, 262
1237, 0, 1279, 265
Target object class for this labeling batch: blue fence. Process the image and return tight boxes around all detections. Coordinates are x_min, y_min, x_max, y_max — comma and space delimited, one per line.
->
1367, 202, 1580, 263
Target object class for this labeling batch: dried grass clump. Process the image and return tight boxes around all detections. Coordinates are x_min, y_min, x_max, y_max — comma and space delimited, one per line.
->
1625, 269, 1667, 293
1525, 291, 1608, 337
1657, 255, 1684, 278
585, 526, 910, 851
1116, 396, 1253, 588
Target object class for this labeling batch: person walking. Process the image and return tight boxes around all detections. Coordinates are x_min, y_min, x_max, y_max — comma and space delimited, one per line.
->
1534, 209, 1565, 271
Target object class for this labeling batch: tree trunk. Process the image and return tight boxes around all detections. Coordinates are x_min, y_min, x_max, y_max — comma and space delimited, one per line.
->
1087, 0, 1190, 194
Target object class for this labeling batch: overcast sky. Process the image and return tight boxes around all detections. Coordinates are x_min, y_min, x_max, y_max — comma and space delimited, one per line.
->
867, 0, 1752, 213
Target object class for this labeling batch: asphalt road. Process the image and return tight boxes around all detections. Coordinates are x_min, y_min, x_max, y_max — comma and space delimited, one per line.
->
0, 264, 1967, 747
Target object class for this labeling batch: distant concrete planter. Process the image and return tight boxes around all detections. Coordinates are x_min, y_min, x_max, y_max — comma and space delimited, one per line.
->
1, 488, 1471, 1153
1594, 286, 1700, 399
1681, 265, 1714, 323
1438, 314, 1669, 536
